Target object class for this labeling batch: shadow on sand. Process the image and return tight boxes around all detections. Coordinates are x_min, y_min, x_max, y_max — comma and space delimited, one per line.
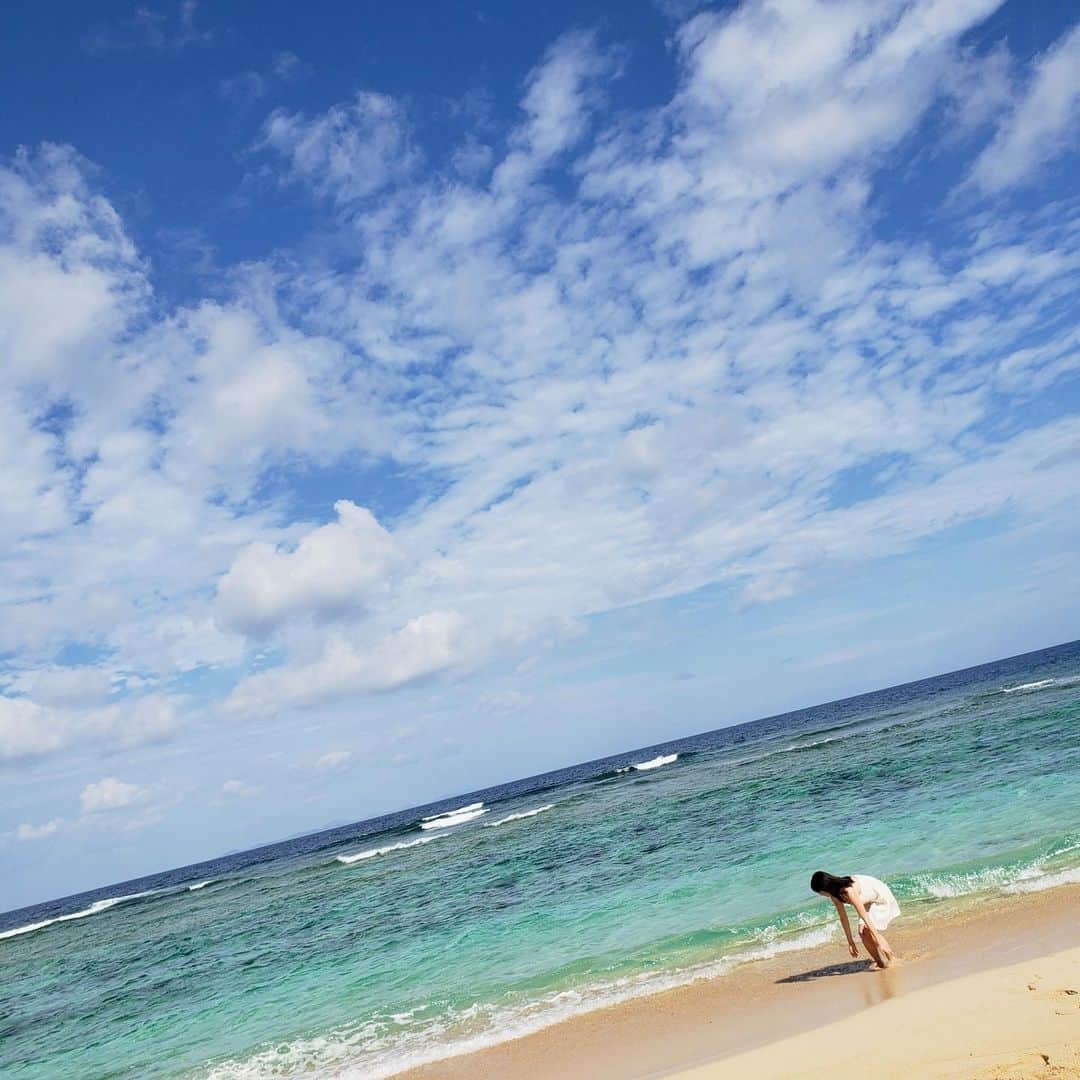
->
776, 960, 875, 983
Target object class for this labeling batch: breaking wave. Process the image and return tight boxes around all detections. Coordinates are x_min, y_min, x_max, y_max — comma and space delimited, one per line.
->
628, 753, 678, 772
0, 890, 157, 942
483, 805, 555, 828
421, 802, 483, 821
900, 836, 1080, 900
1001, 679, 1056, 693
420, 806, 488, 830
203, 919, 836, 1080
336, 837, 444, 864
1000, 675, 1080, 694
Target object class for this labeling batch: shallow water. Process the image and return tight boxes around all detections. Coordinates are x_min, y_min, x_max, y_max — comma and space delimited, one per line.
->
2, 641, 1078, 1079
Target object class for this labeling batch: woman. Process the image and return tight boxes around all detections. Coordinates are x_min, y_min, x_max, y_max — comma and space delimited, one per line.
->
811, 870, 900, 968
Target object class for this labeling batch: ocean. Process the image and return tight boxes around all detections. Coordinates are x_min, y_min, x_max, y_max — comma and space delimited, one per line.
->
2, 641, 1079, 1079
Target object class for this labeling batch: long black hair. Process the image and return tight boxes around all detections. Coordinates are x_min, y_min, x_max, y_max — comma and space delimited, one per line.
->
810, 870, 854, 898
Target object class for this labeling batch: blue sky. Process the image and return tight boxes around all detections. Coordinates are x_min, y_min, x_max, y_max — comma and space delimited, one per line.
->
1, 0, 1078, 911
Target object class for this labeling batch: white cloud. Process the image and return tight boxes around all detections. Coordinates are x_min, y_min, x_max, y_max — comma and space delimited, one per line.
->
272, 51, 301, 79
216, 500, 402, 636
493, 31, 619, 192
15, 819, 65, 841
10, 667, 112, 708
0, 143, 143, 392
13, 780, 163, 841
0, 694, 180, 761
672, 0, 999, 181
313, 750, 352, 771
262, 91, 418, 203
228, 611, 472, 714
969, 23, 1080, 192
80, 777, 149, 815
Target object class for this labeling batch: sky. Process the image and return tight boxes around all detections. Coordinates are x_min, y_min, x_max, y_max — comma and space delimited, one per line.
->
1, 0, 1078, 912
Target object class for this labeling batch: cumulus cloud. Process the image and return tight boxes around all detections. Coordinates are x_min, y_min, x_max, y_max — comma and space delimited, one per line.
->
15, 819, 65, 841
313, 750, 352, 771
969, 22, 1080, 192
216, 500, 402, 636
0, 143, 143, 388
13, 781, 160, 842
80, 777, 149, 815
227, 611, 471, 714
261, 91, 418, 203
0, 694, 180, 761
7, 667, 112, 708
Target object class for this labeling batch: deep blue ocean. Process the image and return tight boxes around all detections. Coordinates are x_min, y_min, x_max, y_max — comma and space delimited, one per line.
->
3, 641, 1079, 1078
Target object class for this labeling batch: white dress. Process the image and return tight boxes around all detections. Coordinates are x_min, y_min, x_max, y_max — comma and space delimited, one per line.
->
851, 874, 901, 931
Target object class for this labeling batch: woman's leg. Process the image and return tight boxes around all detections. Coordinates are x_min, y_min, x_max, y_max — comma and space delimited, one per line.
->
875, 929, 895, 963
859, 922, 886, 967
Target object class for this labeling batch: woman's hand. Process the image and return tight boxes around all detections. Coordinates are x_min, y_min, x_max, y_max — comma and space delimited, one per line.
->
848, 941, 859, 958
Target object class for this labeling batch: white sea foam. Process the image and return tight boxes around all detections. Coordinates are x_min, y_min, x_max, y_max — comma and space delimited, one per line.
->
0, 890, 156, 942
188, 880, 215, 891
421, 802, 483, 821
789, 737, 837, 751
483, 805, 555, 827
918, 866, 1020, 898
631, 753, 678, 771
336, 836, 444, 864
203, 920, 838, 1080
419, 807, 488, 830
1004, 866, 1080, 894
1001, 674, 1080, 694
911, 838, 1080, 899
1001, 678, 1056, 693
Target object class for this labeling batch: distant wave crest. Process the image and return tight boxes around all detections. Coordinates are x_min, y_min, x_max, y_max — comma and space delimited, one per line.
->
0, 890, 156, 942
483, 805, 555, 828
421, 802, 483, 821
1000, 675, 1080, 694
336, 836, 444, 864
629, 753, 678, 771
419, 805, 488, 830
1001, 678, 1057, 693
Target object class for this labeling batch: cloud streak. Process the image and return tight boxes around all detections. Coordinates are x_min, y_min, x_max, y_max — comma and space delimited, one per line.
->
969, 23, 1080, 192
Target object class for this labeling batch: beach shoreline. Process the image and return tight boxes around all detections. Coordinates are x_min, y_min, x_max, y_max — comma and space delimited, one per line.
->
394, 883, 1080, 1079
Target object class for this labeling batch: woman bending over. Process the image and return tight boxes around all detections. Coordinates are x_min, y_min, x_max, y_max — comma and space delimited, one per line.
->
811, 870, 899, 968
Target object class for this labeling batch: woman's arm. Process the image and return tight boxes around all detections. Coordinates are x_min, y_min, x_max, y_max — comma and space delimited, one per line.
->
831, 895, 858, 957
845, 891, 884, 947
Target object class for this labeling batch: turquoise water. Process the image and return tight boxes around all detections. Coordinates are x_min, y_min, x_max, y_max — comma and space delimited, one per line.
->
2, 643, 1079, 1078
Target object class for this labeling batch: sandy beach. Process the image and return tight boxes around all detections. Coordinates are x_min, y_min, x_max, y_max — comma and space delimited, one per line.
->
397, 884, 1080, 1080
673, 945, 1079, 1079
